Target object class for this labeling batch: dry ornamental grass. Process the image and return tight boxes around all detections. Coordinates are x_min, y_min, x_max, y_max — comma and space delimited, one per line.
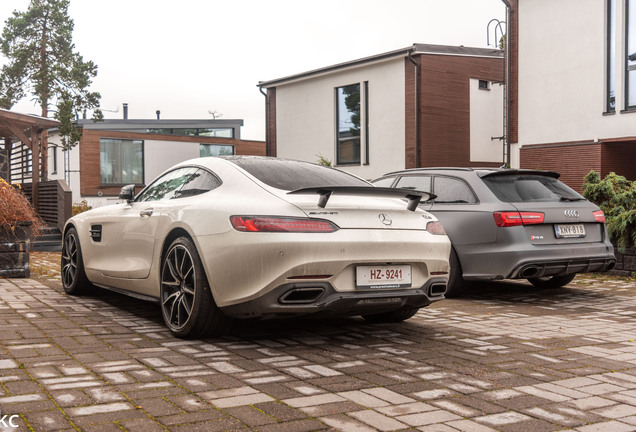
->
0, 178, 43, 240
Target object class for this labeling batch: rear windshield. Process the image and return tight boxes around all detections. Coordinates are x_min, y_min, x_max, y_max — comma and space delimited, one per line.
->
227, 157, 369, 190
482, 174, 584, 203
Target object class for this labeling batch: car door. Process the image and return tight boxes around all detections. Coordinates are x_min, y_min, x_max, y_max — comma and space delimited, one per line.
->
94, 167, 201, 279
427, 175, 497, 247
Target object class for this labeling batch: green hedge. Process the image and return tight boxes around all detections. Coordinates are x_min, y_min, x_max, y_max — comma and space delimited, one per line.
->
581, 171, 636, 251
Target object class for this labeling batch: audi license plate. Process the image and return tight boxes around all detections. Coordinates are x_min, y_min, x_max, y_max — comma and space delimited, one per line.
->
554, 224, 586, 238
356, 265, 412, 289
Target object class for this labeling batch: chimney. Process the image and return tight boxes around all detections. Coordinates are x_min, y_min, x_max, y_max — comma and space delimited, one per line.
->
156, 110, 161, 120
123, 103, 128, 119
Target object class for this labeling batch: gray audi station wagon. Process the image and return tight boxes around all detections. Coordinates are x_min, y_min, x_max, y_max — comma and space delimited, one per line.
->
373, 168, 616, 296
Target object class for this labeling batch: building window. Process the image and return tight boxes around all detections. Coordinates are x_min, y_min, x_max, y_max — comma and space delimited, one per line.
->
51, 145, 57, 174
200, 144, 234, 157
627, 0, 636, 108
336, 83, 361, 165
100, 138, 144, 185
478, 80, 490, 90
147, 128, 234, 137
607, 0, 616, 112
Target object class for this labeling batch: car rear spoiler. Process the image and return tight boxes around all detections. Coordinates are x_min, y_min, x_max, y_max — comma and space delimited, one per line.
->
478, 169, 560, 179
287, 186, 435, 211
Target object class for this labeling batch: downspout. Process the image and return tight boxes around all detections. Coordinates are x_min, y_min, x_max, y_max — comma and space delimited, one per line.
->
259, 86, 269, 156
501, 0, 512, 168
408, 48, 419, 168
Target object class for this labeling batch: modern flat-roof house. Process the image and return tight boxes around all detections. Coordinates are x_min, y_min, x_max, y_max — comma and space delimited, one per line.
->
507, 0, 636, 190
38, 118, 265, 206
258, 43, 505, 180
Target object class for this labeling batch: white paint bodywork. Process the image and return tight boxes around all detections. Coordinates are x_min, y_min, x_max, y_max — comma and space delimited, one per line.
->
66, 157, 450, 315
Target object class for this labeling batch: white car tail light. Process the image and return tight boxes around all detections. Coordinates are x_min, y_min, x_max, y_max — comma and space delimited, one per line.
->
493, 211, 545, 227
425, 221, 446, 235
230, 216, 339, 233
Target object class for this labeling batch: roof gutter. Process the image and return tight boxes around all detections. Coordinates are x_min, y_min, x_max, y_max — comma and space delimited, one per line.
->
257, 46, 414, 88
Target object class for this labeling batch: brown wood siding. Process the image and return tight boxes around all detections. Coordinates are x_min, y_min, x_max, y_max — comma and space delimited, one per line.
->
267, 88, 277, 157
80, 130, 265, 197
520, 143, 602, 191
404, 58, 417, 169
601, 140, 636, 180
416, 54, 504, 168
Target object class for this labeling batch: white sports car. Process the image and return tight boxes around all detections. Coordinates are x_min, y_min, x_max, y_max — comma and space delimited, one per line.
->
61, 156, 450, 338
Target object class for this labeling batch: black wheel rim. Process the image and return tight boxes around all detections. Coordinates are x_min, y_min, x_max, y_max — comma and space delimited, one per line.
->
161, 244, 196, 331
61, 233, 78, 288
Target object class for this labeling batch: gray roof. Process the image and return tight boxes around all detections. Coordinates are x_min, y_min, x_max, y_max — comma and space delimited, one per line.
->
258, 43, 503, 88
76, 118, 244, 130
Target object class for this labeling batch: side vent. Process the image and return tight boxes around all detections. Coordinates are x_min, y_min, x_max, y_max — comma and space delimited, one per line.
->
90, 225, 102, 242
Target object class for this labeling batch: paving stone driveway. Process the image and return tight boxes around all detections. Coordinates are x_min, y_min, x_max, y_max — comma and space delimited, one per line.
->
1, 253, 636, 431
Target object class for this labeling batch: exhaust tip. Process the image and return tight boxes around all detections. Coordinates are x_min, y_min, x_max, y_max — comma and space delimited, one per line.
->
429, 283, 447, 297
279, 288, 324, 304
520, 266, 540, 278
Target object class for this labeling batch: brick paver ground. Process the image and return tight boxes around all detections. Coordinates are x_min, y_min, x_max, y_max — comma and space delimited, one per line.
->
0, 252, 635, 431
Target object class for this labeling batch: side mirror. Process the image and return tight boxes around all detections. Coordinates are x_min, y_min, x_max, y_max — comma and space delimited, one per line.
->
119, 184, 135, 203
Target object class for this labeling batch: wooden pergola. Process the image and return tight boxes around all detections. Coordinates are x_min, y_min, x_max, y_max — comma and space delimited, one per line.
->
0, 108, 60, 208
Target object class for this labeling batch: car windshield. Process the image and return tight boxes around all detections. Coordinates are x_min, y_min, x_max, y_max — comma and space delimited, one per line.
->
482, 174, 584, 203
227, 157, 370, 190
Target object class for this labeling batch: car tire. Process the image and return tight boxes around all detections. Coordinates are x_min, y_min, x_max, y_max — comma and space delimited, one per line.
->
362, 306, 419, 323
446, 247, 469, 297
528, 273, 577, 289
61, 227, 91, 296
160, 237, 232, 339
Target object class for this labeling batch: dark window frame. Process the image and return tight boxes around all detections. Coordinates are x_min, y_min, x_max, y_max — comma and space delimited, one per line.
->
335, 83, 362, 166
607, 0, 617, 113
626, 0, 636, 110
99, 137, 145, 186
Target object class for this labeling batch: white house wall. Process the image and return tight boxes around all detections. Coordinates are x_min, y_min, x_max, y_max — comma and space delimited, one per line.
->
47, 131, 81, 204
518, 0, 636, 148
47, 136, 202, 208
469, 79, 505, 163
275, 58, 406, 180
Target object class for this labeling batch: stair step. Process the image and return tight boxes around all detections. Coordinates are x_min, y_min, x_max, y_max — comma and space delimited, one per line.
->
32, 226, 63, 252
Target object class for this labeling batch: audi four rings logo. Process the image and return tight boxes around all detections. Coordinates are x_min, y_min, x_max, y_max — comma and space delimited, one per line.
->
564, 210, 580, 218
379, 214, 392, 225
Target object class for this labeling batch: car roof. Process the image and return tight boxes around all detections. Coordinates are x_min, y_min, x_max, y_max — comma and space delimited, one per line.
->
381, 167, 561, 179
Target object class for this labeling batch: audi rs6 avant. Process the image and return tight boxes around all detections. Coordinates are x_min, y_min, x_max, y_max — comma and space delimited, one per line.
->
373, 168, 616, 296
62, 157, 450, 338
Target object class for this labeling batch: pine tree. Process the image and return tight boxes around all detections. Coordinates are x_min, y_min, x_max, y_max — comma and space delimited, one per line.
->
0, 0, 102, 177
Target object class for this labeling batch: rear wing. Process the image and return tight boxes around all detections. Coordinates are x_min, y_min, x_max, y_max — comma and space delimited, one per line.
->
287, 186, 435, 212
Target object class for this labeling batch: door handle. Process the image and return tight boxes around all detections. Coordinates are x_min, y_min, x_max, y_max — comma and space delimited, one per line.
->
140, 209, 154, 217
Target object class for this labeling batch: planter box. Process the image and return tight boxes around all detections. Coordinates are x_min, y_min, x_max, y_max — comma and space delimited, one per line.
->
0, 222, 31, 278
607, 246, 636, 277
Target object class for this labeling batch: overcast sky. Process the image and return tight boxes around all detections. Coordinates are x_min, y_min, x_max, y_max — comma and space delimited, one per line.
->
1, 0, 506, 141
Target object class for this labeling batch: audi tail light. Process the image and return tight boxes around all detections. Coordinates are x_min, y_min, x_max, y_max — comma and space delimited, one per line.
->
230, 216, 339, 233
593, 210, 606, 223
493, 211, 545, 227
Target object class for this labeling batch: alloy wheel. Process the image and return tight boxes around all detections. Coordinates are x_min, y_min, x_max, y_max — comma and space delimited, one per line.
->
161, 244, 196, 331
61, 233, 78, 288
